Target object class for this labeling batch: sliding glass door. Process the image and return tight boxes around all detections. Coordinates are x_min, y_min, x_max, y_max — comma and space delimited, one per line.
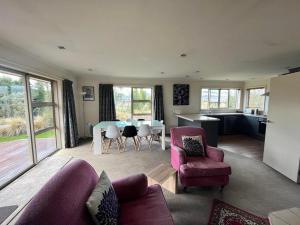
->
0, 71, 33, 187
29, 77, 57, 161
0, 69, 60, 188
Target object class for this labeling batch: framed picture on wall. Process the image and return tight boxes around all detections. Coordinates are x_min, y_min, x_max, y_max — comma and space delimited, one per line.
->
82, 86, 95, 101
173, 84, 189, 105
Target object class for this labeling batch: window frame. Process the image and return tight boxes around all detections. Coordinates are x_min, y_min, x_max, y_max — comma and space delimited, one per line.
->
131, 87, 152, 117
201, 88, 241, 110
113, 86, 153, 120
0, 66, 61, 189
246, 87, 266, 110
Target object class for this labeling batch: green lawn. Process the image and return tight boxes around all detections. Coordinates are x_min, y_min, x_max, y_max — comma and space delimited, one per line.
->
0, 130, 55, 143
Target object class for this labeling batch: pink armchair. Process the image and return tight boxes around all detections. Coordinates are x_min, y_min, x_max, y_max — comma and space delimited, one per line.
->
170, 126, 231, 190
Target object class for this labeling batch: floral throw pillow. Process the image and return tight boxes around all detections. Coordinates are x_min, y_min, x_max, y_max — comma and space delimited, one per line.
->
182, 135, 205, 157
86, 171, 119, 225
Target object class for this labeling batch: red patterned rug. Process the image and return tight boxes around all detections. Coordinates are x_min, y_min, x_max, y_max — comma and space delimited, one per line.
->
208, 199, 270, 225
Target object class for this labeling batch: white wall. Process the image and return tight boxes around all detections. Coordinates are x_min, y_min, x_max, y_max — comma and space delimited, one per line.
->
76, 75, 244, 136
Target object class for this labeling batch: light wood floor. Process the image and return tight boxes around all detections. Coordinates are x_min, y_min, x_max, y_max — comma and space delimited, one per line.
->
218, 135, 265, 161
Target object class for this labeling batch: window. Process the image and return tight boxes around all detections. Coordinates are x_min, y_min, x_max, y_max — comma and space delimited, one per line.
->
132, 88, 152, 120
0, 69, 60, 188
113, 87, 152, 120
201, 88, 241, 110
29, 77, 58, 161
247, 87, 265, 110
114, 87, 131, 121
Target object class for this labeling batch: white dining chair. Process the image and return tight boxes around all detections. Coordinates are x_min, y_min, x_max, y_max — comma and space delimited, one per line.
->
104, 125, 123, 153
137, 124, 152, 151
151, 120, 163, 142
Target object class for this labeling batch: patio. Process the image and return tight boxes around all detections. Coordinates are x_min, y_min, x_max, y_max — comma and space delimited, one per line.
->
0, 138, 56, 187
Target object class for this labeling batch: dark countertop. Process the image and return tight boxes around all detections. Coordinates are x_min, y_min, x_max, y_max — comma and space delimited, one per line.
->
202, 112, 267, 119
176, 113, 267, 122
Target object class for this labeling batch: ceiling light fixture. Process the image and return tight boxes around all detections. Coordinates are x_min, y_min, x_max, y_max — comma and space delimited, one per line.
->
57, 46, 66, 50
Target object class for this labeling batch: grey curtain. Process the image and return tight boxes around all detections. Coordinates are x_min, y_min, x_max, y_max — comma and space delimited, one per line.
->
63, 79, 79, 148
154, 85, 164, 122
99, 84, 116, 121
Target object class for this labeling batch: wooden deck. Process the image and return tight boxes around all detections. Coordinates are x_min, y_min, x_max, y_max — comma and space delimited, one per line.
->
0, 138, 56, 187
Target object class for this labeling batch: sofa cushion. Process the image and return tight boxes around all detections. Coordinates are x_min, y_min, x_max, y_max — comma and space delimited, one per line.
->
180, 157, 231, 178
119, 185, 174, 225
86, 171, 119, 225
182, 135, 205, 156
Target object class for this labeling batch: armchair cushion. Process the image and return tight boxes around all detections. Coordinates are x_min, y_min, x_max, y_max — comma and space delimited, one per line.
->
112, 173, 148, 203
170, 126, 208, 150
119, 185, 174, 225
182, 135, 205, 157
180, 157, 231, 178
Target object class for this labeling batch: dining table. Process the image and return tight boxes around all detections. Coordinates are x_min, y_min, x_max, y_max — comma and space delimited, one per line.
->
92, 120, 165, 154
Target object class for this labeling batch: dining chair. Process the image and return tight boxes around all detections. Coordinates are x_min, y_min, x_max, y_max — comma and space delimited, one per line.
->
137, 124, 152, 151
90, 123, 107, 151
104, 125, 123, 153
122, 125, 138, 151
151, 120, 163, 142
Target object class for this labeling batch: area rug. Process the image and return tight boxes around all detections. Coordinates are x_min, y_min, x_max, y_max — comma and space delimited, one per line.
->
208, 199, 270, 225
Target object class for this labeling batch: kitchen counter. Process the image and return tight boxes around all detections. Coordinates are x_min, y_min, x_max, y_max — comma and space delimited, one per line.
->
176, 114, 220, 122
177, 113, 267, 121
176, 114, 220, 147
176, 112, 267, 142
202, 112, 267, 119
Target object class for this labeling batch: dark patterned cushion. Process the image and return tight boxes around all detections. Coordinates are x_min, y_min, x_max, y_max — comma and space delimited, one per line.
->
86, 171, 119, 225
182, 135, 205, 157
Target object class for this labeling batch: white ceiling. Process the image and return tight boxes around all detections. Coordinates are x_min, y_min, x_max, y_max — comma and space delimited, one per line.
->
0, 0, 300, 80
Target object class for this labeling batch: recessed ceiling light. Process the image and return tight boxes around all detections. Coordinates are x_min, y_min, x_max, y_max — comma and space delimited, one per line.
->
57, 46, 66, 50
180, 53, 187, 57
88, 68, 93, 72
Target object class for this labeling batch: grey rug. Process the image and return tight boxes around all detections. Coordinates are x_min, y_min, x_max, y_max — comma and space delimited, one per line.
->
0, 155, 72, 224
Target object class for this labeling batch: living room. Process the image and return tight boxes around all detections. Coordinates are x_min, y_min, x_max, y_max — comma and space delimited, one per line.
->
0, 1, 300, 225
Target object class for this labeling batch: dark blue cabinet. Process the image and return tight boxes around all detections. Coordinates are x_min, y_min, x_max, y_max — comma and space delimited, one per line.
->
243, 115, 265, 141
209, 114, 265, 141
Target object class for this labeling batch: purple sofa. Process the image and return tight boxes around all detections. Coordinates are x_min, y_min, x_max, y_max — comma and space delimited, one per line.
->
170, 126, 231, 189
15, 160, 174, 225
